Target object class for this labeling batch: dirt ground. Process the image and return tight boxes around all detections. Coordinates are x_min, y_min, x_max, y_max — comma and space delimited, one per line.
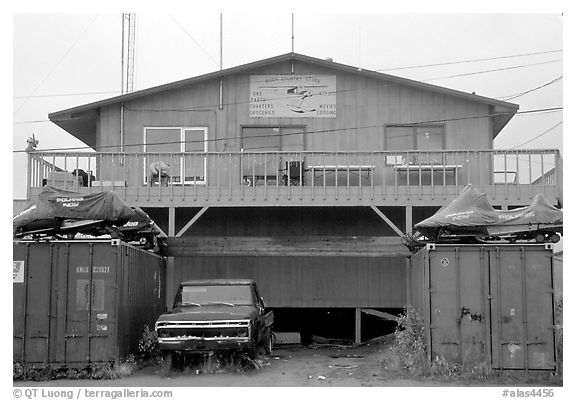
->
13, 343, 560, 387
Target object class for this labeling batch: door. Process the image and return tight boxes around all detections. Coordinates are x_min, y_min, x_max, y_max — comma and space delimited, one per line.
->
65, 243, 118, 364
241, 127, 305, 186
428, 248, 487, 364
489, 247, 556, 370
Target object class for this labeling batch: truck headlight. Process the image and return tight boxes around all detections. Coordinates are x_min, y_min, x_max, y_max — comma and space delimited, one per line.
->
237, 329, 248, 337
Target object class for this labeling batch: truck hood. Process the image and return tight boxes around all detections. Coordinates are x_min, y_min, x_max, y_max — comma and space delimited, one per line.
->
157, 305, 259, 322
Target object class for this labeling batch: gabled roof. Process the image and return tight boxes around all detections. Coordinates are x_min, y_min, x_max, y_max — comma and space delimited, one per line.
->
49, 52, 518, 146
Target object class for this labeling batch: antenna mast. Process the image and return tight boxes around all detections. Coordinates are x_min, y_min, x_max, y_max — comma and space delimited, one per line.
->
122, 13, 136, 94
291, 13, 294, 53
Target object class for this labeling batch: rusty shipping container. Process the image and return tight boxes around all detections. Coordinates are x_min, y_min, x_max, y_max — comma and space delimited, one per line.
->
408, 243, 557, 371
13, 240, 165, 367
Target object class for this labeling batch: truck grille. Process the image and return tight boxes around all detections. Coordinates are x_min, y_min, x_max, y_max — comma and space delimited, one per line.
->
155, 319, 250, 340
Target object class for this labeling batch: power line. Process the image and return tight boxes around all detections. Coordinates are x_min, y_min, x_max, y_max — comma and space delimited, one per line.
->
512, 121, 563, 149
13, 120, 50, 125
13, 90, 121, 99
12, 50, 561, 101
12, 106, 563, 153
14, 14, 101, 116
378, 50, 563, 71
498, 76, 563, 101
424, 59, 562, 81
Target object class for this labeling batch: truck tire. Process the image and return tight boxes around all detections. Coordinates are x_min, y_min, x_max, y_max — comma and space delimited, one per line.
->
264, 330, 273, 355
160, 350, 174, 375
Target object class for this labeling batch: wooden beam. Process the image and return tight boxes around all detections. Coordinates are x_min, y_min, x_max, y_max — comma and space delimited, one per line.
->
361, 308, 399, 322
355, 308, 362, 345
164, 236, 412, 257
175, 206, 209, 237
152, 222, 168, 238
370, 205, 404, 237
168, 207, 175, 237
405, 205, 413, 233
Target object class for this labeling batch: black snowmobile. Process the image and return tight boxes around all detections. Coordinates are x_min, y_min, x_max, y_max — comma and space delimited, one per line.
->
13, 186, 165, 252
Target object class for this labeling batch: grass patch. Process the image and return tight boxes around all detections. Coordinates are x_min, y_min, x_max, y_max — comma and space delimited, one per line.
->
13, 357, 137, 381
157, 352, 271, 378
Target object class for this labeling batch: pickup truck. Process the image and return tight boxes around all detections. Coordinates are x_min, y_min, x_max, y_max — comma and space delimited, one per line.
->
155, 279, 274, 363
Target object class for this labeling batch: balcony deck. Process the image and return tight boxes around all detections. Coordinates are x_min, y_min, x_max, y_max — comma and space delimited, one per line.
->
27, 149, 562, 208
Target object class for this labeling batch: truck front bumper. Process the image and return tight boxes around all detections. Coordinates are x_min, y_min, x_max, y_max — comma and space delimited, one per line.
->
158, 337, 255, 353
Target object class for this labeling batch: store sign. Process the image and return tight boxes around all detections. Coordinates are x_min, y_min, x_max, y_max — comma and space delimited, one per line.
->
249, 75, 336, 118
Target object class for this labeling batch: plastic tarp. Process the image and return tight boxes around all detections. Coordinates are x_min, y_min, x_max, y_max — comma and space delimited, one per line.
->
13, 186, 135, 230
414, 184, 563, 236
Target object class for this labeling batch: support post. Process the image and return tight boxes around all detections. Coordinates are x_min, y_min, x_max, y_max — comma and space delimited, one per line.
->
405, 205, 413, 233
168, 207, 176, 237
355, 307, 362, 345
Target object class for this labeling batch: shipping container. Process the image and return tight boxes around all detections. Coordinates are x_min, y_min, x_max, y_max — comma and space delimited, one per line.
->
408, 243, 557, 371
13, 240, 165, 367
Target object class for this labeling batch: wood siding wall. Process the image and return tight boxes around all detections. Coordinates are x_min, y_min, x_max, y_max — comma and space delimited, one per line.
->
171, 256, 407, 308
98, 60, 492, 154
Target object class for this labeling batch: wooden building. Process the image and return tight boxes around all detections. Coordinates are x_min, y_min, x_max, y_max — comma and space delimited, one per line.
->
29, 53, 561, 342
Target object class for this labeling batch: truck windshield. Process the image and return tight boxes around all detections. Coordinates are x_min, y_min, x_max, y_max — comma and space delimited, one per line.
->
175, 285, 254, 307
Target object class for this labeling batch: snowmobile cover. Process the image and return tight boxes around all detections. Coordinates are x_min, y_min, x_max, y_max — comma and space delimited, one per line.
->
13, 186, 135, 230
414, 184, 562, 237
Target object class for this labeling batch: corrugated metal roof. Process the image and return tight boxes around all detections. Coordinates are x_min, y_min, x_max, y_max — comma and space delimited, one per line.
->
49, 52, 518, 120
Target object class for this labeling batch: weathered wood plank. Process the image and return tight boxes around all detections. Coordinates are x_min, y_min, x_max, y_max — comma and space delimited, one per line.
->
165, 236, 412, 257
361, 308, 400, 322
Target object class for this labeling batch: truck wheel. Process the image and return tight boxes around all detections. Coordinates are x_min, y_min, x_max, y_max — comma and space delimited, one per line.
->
160, 351, 174, 376
264, 332, 273, 356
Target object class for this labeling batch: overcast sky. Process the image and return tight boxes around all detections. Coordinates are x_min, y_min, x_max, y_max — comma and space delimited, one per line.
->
12, 12, 564, 199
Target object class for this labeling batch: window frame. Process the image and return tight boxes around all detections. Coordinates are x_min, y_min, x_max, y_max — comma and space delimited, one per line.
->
143, 126, 208, 185
384, 124, 446, 151
384, 124, 445, 165
239, 125, 307, 152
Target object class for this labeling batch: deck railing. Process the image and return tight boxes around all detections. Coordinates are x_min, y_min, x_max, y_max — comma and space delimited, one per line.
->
27, 149, 562, 206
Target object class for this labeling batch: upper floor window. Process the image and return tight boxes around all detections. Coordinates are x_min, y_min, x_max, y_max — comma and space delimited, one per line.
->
144, 127, 207, 185
241, 126, 305, 152
385, 124, 444, 164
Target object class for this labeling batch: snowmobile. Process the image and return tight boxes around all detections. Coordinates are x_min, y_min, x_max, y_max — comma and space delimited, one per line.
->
402, 184, 562, 253
13, 186, 165, 252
